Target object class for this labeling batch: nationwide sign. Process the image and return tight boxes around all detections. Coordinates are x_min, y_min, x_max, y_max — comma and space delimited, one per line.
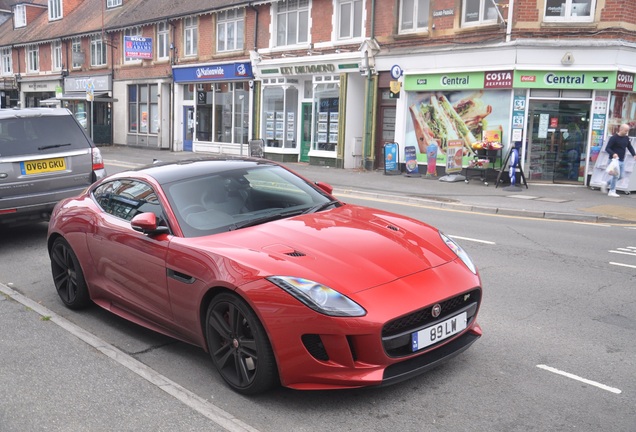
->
124, 36, 153, 59
172, 62, 254, 82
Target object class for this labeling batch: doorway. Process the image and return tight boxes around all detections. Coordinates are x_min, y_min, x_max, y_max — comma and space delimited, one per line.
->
526, 100, 590, 183
183, 106, 194, 152
300, 103, 312, 162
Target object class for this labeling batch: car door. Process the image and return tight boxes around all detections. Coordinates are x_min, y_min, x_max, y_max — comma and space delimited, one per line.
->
87, 179, 174, 323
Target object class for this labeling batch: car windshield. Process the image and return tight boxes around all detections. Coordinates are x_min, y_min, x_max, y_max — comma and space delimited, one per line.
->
0, 115, 91, 157
163, 164, 337, 237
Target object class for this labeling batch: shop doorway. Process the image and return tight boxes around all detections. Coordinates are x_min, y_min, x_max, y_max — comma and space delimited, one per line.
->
300, 103, 312, 162
526, 100, 590, 184
183, 106, 194, 151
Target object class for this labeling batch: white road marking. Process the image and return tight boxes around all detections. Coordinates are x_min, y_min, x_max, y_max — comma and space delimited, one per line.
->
610, 262, 636, 269
536, 364, 622, 394
0, 283, 260, 432
449, 235, 496, 245
610, 250, 636, 256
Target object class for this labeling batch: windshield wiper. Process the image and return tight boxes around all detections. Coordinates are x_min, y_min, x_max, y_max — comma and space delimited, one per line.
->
228, 208, 306, 231
302, 200, 340, 214
38, 143, 71, 151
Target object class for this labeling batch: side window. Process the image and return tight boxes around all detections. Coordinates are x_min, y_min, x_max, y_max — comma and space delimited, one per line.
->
93, 179, 168, 227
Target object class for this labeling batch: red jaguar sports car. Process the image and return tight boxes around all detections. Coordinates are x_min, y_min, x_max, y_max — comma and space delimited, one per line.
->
47, 157, 482, 394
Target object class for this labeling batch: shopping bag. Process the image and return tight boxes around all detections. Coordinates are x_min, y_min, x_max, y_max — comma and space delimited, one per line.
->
606, 158, 620, 177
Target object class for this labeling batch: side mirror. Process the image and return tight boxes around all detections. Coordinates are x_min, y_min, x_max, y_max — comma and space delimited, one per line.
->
315, 181, 333, 195
131, 212, 170, 236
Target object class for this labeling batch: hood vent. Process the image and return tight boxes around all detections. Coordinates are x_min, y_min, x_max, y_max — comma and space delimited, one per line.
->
387, 224, 399, 231
285, 250, 306, 257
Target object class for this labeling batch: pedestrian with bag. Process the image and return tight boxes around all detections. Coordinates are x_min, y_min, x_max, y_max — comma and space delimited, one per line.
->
601, 123, 636, 197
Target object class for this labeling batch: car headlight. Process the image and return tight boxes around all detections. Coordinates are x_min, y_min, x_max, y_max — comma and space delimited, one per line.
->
267, 276, 366, 317
440, 232, 477, 274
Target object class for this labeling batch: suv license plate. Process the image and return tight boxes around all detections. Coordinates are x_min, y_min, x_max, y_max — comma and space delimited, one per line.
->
21, 158, 67, 175
411, 311, 467, 352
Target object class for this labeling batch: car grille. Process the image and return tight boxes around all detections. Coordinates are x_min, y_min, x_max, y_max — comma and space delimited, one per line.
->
381, 288, 481, 357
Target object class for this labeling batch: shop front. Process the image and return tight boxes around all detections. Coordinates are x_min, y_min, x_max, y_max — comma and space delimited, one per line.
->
18, 76, 60, 108
172, 62, 253, 154
253, 56, 364, 168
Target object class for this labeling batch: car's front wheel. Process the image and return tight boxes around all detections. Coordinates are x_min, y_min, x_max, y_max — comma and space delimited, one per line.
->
50, 237, 91, 309
205, 292, 278, 394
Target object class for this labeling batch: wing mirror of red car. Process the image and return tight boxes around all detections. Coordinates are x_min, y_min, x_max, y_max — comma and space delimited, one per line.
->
315, 181, 333, 195
131, 212, 170, 236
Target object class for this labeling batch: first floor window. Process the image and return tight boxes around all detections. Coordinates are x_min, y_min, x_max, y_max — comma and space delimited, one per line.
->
184, 17, 198, 56
544, 0, 593, 22
129, 84, 159, 134
217, 10, 244, 52
1, 48, 12, 75
275, 0, 309, 47
124, 27, 142, 63
337, 0, 363, 40
462, 0, 498, 27
157, 22, 169, 60
72, 38, 82, 68
91, 34, 107, 66
27, 45, 39, 72
52, 40, 62, 71
399, 0, 429, 33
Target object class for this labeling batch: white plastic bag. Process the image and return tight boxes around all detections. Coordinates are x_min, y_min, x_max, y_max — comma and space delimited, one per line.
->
606, 158, 620, 177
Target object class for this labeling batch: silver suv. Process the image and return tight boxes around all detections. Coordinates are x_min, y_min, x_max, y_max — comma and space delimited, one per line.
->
0, 108, 106, 226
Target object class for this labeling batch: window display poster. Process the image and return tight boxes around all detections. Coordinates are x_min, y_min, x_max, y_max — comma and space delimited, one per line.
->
590, 93, 608, 163
406, 90, 512, 165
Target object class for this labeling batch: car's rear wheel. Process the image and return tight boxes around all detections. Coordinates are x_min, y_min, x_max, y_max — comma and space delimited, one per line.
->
205, 292, 278, 394
50, 238, 91, 309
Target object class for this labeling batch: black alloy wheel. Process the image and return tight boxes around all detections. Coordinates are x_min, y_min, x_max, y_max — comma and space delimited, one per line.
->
206, 292, 278, 395
50, 237, 91, 309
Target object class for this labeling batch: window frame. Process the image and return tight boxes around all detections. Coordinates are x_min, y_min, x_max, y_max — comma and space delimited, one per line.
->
217, 9, 245, 52
91, 34, 107, 67
157, 22, 169, 60
72, 38, 82, 69
461, 0, 499, 28
52, 40, 62, 71
274, 0, 310, 47
184, 16, 198, 57
14, 5, 26, 28
48, 0, 62, 21
398, 0, 430, 34
128, 83, 159, 135
106, 0, 122, 8
26, 45, 39, 73
336, 0, 364, 41
543, 0, 595, 23
1, 48, 12, 76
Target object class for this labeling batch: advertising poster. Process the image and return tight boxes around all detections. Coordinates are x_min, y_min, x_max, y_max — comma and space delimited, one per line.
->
404, 146, 419, 176
446, 140, 464, 174
406, 90, 512, 167
384, 142, 399, 174
426, 142, 438, 176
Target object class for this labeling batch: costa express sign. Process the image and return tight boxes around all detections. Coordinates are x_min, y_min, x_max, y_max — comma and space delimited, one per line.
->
616, 72, 635, 91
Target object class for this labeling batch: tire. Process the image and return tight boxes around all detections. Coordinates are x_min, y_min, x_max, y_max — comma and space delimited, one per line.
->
50, 238, 91, 309
205, 292, 278, 395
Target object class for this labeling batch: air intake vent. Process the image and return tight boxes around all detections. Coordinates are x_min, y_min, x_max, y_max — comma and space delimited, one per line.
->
285, 250, 306, 257
387, 225, 399, 231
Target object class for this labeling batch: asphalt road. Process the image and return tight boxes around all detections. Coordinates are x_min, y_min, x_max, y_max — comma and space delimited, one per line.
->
1, 160, 635, 431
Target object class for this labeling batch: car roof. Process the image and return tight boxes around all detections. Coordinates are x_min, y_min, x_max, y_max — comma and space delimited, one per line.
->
0, 107, 73, 119
132, 157, 279, 185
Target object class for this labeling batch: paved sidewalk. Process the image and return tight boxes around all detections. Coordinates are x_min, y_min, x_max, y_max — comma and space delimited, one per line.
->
100, 145, 636, 224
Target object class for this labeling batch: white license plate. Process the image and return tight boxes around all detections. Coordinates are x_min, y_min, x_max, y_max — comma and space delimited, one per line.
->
411, 312, 467, 352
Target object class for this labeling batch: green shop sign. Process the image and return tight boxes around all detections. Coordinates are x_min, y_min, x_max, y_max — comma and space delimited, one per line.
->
404, 72, 486, 91
513, 70, 617, 90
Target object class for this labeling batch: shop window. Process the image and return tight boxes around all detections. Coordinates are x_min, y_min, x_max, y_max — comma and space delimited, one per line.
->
263, 86, 298, 148
314, 84, 339, 152
544, 0, 594, 22
275, 0, 309, 47
217, 10, 244, 52
183, 84, 194, 101
337, 0, 363, 40
461, 0, 498, 27
195, 82, 250, 144
128, 84, 159, 134
399, 0, 429, 33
